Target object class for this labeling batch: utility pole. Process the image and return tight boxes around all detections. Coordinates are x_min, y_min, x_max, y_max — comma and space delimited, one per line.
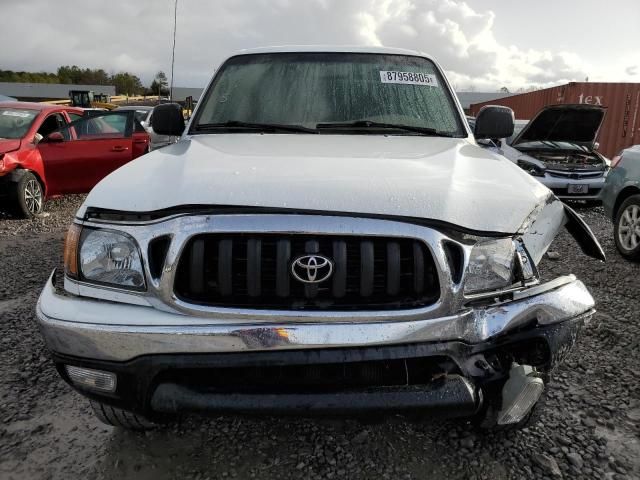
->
169, 0, 178, 102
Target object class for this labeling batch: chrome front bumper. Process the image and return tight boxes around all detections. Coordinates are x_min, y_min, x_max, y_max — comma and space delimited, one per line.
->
37, 271, 595, 362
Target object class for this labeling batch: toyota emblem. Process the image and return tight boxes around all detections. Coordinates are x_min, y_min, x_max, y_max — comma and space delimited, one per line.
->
291, 255, 334, 284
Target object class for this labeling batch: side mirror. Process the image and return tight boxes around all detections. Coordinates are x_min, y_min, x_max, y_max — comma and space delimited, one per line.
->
474, 105, 514, 140
47, 132, 65, 143
151, 103, 185, 136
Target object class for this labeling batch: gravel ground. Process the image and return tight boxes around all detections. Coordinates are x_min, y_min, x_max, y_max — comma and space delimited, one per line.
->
0, 198, 638, 480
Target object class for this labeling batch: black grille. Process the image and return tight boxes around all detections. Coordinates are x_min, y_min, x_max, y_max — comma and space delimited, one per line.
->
155, 355, 457, 394
547, 171, 603, 179
174, 234, 440, 310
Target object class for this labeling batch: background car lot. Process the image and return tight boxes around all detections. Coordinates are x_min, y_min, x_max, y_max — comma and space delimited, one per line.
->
0, 104, 150, 217
0, 199, 638, 480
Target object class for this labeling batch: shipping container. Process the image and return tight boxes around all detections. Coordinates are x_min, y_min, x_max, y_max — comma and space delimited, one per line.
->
469, 82, 640, 159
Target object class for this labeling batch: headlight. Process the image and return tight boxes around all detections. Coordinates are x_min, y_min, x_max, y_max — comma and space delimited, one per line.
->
78, 228, 145, 289
464, 238, 516, 295
517, 159, 545, 177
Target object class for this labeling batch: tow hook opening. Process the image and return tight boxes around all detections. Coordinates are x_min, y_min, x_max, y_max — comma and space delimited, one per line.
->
497, 363, 544, 425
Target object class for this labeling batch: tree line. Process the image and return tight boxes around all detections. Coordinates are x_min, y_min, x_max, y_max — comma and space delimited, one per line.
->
0, 66, 169, 96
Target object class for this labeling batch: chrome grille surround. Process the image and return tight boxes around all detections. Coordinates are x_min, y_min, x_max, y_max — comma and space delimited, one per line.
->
64, 214, 478, 323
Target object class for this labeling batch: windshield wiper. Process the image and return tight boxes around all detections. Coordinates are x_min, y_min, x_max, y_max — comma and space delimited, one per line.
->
315, 120, 458, 137
193, 121, 318, 134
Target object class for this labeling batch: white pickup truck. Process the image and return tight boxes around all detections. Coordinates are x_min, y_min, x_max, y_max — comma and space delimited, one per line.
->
37, 46, 604, 431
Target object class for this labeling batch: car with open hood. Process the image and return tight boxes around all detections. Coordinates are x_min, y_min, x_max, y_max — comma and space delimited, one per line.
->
491, 104, 608, 203
602, 144, 640, 260
36, 46, 604, 432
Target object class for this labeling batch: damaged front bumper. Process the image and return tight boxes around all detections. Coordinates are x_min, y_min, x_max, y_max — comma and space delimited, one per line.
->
37, 272, 593, 360
37, 271, 594, 418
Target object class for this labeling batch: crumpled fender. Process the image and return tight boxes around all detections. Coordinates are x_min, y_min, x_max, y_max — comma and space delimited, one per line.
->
519, 194, 605, 264
7, 168, 29, 183
0, 138, 21, 155
563, 204, 606, 261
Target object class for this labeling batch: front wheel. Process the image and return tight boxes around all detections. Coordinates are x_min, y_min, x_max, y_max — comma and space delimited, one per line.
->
10, 171, 44, 218
89, 400, 156, 431
614, 194, 640, 261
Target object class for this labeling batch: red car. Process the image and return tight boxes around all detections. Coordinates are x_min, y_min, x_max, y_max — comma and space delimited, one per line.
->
0, 102, 150, 217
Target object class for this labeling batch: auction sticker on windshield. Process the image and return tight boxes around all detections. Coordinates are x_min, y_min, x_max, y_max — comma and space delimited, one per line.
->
380, 71, 438, 86
1, 110, 32, 118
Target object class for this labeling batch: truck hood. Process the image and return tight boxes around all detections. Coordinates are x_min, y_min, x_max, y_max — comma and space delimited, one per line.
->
80, 134, 551, 235
511, 104, 606, 149
0, 138, 21, 154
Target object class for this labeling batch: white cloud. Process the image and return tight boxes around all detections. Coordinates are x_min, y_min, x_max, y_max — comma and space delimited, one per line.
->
0, 0, 636, 91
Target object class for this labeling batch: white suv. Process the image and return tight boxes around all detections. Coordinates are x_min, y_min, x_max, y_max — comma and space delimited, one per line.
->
37, 46, 603, 431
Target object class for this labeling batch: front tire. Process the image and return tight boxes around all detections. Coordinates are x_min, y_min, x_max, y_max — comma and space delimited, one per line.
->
10, 171, 44, 218
89, 400, 156, 431
614, 194, 640, 261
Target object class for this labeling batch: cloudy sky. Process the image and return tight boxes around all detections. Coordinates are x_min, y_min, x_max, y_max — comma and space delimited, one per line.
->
2, 0, 639, 91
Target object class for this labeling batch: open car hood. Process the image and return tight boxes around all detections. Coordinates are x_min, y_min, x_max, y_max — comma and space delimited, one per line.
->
511, 104, 606, 149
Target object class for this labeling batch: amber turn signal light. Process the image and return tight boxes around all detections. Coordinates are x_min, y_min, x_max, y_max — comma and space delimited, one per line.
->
64, 224, 82, 278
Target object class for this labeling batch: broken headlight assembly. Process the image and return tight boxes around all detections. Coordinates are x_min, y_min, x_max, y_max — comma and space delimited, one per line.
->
517, 159, 545, 177
464, 238, 538, 295
464, 238, 516, 294
64, 224, 145, 289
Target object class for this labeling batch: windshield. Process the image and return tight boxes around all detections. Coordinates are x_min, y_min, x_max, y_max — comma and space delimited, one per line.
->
133, 110, 149, 123
117, 108, 149, 123
193, 52, 465, 135
506, 121, 528, 144
0, 108, 39, 139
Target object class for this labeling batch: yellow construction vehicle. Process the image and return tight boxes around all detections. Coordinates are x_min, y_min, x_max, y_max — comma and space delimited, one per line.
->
69, 90, 118, 110
183, 95, 195, 119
